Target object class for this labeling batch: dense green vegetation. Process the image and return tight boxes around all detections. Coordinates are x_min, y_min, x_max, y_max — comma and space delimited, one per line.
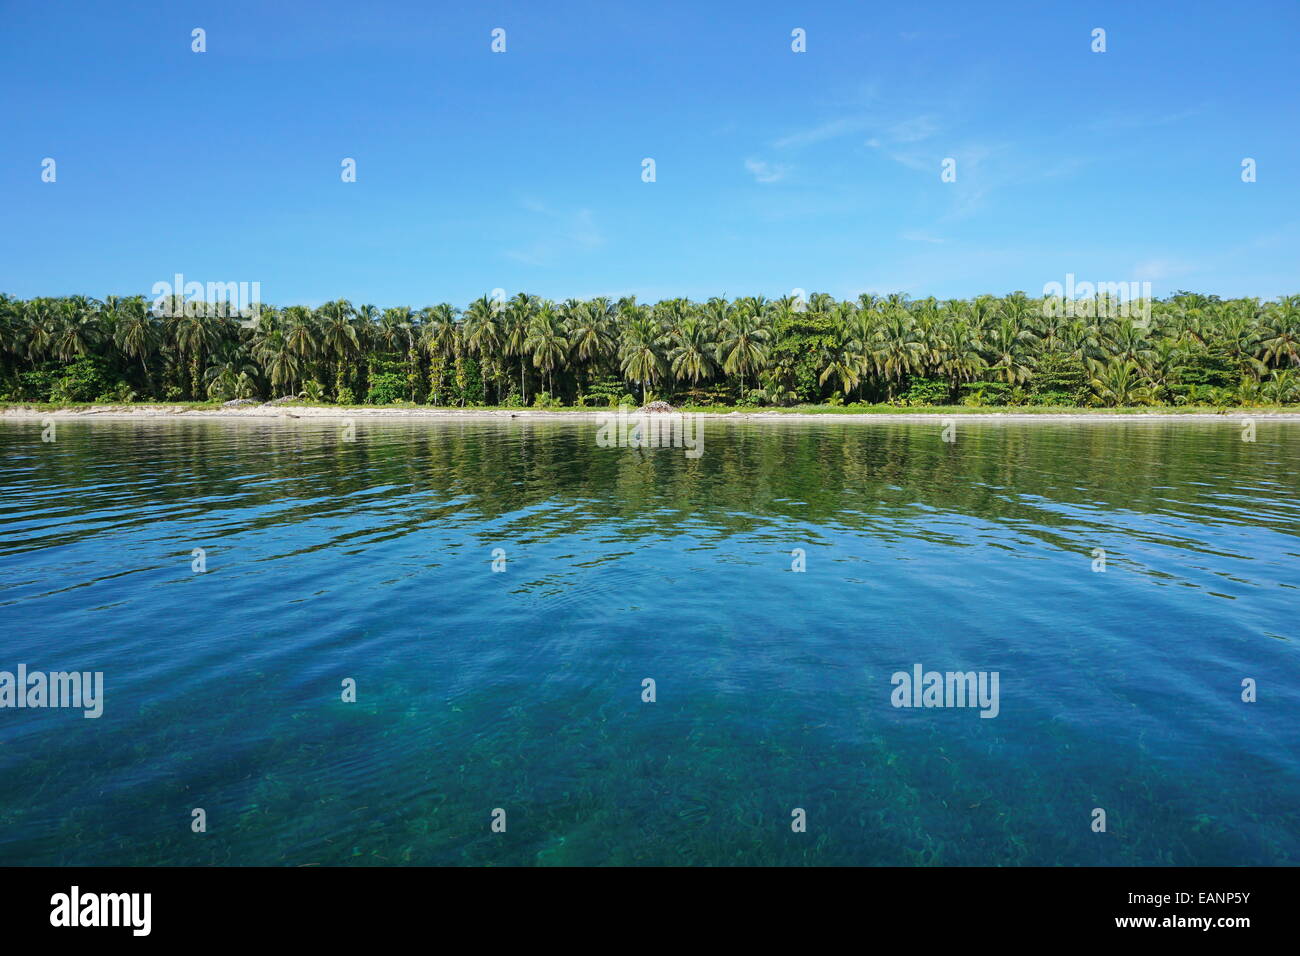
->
2, 291, 1297, 408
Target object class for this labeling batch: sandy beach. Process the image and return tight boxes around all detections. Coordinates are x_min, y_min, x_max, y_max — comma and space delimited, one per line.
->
4, 404, 1299, 424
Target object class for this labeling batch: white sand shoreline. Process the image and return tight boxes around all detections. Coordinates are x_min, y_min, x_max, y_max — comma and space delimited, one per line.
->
4, 404, 1300, 424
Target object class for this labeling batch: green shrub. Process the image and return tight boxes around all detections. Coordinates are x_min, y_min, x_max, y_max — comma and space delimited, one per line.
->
1029, 390, 1074, 406
1031, 352, 1088, 400
960, 381, 1012, 406
51, 358, 113, 403
1179, 351, 1237, 390
898, 377, 951, 406
365, 373, 404, 405
98, 383, 137, 403
10, 369, 58, 402
579, 375, 625, 408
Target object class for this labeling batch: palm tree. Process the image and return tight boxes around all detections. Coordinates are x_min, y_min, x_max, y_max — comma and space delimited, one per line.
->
318, 299, 359, 400
1105, 319, 1154, 370
935, 318, 986, 397
525, 307, 569, 399
503, 293, 539, 404
717, 303, 770, 398
252, 318, 304, 397
1263, 368, 1299, 404
818, 321, 863, 395
984, 315, 1036, 385
464, 296, 503, 404
20, 299, 58, 364
619, 309, 667, 404
419, 304, 459, 406
279, 306, 318, 394
204, 341, 261, 401
53, 299, 100, 361
1089, 360, 1155, 407
1144, 339, 1186, 400
569, 297, 616, 366
567, 298, 617, 400
114, 298, 159, 385
1259, 296, 1300, 369
871, 308, 923, 397
167, 308, 223, 399
379, 306, 418, 400
669, 315, 719, 387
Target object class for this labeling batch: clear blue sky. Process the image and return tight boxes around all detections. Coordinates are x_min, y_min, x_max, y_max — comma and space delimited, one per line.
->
3, 0, 1297, 307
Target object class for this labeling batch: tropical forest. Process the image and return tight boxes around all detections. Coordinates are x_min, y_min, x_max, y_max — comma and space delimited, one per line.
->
2, 290, 1297, 409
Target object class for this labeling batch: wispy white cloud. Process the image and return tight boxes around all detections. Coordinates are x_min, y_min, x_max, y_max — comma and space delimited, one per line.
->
888, 115, 939, 143
774, 117, 874, 149
1131, 258, 1192, 282
744, 158, 791, 183
505, 203, 605, 266
901, 230, 947, 244
777, 111, 939, 151
1087, 102, 1212, 134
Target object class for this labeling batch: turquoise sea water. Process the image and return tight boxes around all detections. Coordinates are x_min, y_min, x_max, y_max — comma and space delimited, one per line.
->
0, 417, 1296, 866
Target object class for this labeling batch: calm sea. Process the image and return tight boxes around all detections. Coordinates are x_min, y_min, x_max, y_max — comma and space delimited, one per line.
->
0, 417, 1296, 865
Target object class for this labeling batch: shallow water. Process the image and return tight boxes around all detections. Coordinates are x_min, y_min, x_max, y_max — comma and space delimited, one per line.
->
0, 417, 1296, 866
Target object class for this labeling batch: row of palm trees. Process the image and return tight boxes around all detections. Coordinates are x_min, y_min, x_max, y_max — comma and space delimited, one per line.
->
2, 290, 1297, 407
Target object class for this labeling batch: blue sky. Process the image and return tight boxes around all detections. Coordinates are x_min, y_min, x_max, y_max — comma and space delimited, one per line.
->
3, 0, 1298, 307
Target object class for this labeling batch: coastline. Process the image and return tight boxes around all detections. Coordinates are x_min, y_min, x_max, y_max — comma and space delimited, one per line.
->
4, 403, 1300, 424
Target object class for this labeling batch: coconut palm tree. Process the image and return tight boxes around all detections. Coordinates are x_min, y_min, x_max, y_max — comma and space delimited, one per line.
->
1259, 296, 1300, 369
525, 306, 570, 399
419, 304, 459, 406
1263, 368, 1299, 404
871, 308, 924, 397
114, 298, 159, 385
717, 303, 770, 398
669, 315, 719, 387
936, 318, 986, 396
818, 322, 864, 396
464, 295, 504, 403
567, 298, 617, 400
277, 306, 318, 394
318, 299, 359, 400
252, 319, 303, 397
54, 299, 100, 361
619, 309, 668, 404
1089, 360, 1155, 407
167, 308, 223, 399
501, 294, 539, 404
204, 341, 261, 401
984, 316, 1037, 385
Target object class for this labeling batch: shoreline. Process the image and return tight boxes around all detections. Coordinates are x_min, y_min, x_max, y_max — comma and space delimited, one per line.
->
4, 404, 1300, 424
